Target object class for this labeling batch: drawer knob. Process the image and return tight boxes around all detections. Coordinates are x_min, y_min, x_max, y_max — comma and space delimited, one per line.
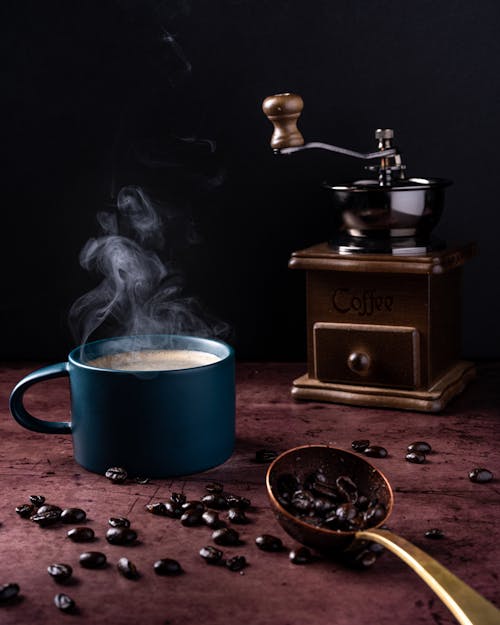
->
348, 351, 371, 374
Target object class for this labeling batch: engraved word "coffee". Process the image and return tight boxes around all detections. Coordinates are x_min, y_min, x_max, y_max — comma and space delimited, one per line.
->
332, 288, 393, 316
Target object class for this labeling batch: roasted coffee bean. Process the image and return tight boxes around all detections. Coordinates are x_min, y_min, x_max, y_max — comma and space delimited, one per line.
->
363, 445, 388, 458
29, 495, 45, 506
351, 549, 378, 568
406, 451, 426, 464
153, 558, 183, 576
228, 508, 250, 524
67, 527, 95, 542
205, 482, 224, 494
182, 500, 206, 513
105, 466, 128, 484
223, 494, 251, 510
164, 502, 182, 518
276, 470, 387, 533
255, 449, 278, 463
364, 503, 386, 525
31, 509, 61, 526
289, 546, 313, 565
201, 494, 228, 510
145, 502, 169, 516
425, 528, 444, 539
47, 563, 73, 582
54, 593, 75, 612
357, 495, 369, 510
407, 441, 432, 454
180, 510, 203, 527
335, 502, 358, 523
469, 468, 493, 483
336, 476, 358, 503
226, 555, 247, 572
79, 551, 107, 569
212, 527, 240, 546
304, 469, 328, 490
106, 527, 137, 545
255, 534, 283, 552
276, 473, 299, 503
309, 481, 339, 500
15, 504, 34, 518
60, 508, 86, 524
0, 583, 20, 602
199, 545, 224, 564
291, 489, 315, 512
170, 492, 187, 505
109, 516, 130, 528
351, 439, 370, 453
37, 504, 62, 515
117, 557, 139, 579
313, 495, 336, 515
202, 510, 226, 529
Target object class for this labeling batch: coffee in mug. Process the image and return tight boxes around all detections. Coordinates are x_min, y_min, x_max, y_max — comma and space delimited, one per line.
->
87, 349, 221, 371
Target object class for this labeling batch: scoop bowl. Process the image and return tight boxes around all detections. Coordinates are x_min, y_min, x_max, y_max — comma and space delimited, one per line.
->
266, 445, 500, 625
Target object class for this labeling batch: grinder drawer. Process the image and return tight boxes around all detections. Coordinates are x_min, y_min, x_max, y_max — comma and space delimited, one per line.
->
314, 322, 420, 389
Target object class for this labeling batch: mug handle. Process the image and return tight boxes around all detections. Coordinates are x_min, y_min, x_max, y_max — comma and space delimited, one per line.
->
9, 363, 72, 434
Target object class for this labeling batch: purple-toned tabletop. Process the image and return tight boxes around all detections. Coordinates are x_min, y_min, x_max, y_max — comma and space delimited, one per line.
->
0, 362, 499, 624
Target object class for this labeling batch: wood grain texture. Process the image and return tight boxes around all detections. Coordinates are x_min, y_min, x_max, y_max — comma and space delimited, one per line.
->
0, 362, 498, 624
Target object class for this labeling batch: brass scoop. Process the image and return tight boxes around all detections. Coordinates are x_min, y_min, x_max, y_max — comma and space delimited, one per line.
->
266, 445, 500, 625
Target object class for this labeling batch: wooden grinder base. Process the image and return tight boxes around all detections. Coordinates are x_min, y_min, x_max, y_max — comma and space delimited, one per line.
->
289, 243, 476, 413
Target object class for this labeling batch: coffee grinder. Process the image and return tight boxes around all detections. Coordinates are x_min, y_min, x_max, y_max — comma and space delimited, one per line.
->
263, 93, 475, 412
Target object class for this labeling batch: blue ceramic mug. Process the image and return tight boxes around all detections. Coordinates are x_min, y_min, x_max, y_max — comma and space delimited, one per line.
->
9, 335, 235, 477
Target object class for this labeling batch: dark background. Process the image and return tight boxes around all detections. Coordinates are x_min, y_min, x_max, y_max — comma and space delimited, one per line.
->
2, 0, 499, 361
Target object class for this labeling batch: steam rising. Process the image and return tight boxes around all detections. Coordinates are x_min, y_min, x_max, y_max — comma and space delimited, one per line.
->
69, 186, 228, 347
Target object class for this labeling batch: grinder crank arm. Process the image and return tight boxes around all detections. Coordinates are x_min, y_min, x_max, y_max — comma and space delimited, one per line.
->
262, 92, 395, 159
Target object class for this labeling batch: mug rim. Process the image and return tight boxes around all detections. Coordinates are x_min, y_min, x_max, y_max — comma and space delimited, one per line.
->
69, 334, 234, 373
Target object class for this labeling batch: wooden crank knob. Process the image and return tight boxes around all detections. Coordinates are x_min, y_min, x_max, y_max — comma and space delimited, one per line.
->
262, 93, 305, 149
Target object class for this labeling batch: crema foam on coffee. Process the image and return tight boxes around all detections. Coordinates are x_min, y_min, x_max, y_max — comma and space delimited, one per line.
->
87, 349, 221, 371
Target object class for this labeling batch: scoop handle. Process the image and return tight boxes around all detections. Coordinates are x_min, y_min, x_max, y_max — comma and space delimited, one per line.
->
357, 527, 500, 625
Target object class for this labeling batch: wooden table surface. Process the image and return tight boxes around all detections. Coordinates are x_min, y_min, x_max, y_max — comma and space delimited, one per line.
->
0, 362, 499, 624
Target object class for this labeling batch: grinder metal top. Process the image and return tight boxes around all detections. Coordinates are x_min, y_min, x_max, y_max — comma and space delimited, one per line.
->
262, 93, 451, 255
